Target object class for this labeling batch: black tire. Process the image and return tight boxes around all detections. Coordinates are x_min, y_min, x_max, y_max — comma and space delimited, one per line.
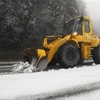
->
48, 57, 57, 66
23, 56, 31, 64
78, 58, 84, 65
92, 45, 100, 64
78, 49, 84, 65
58, 43, 80, 68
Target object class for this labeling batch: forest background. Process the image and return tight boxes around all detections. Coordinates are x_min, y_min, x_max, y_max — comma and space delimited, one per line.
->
0, 0, 87, 61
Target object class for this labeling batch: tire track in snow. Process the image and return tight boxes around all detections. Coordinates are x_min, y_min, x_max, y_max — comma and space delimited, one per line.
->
16, 81, 100, 100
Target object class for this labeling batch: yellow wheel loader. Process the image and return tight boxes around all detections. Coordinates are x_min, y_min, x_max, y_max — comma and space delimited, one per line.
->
23, 16, 100, 71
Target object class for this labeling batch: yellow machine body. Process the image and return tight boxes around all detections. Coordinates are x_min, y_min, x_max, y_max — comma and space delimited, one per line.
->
42, 16, 100, 62
24, 16, 100, 70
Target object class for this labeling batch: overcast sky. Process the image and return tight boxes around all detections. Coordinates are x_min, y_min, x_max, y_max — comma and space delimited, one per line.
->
84, 0, 100, 34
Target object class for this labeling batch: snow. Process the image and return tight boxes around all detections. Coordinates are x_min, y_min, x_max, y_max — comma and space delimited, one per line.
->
12, 62, 37, 73
0, 64, 100, 99
66, 90, 100, 100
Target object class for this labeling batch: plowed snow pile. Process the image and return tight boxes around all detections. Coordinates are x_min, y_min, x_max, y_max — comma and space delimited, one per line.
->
12, 62, 37, 73
0, 64, 100, 99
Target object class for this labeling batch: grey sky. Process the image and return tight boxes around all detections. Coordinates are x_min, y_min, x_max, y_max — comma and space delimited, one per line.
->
85, 0, 100, 34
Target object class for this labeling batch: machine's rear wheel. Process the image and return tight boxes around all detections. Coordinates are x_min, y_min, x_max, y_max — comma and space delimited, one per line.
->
58, 43, 80, 68
92, 45, 100, 64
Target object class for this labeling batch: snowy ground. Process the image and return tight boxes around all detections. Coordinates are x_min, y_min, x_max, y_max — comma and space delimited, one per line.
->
0, 63, 100, 100
65, 90, 100, 100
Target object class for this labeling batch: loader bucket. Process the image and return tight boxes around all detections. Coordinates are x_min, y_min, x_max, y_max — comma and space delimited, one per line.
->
31, 56, 37, 66
36, 56, 48, 71
31, 49, 48, 71
24, 48, 48, 71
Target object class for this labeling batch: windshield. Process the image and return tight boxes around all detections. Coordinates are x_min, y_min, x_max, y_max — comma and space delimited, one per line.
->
65, 18, 82, 35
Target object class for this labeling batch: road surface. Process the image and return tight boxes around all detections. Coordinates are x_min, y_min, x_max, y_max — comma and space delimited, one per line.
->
0, 60, 100, 100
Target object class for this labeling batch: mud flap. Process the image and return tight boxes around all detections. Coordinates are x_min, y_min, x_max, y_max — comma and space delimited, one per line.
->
36, 56, 48, 71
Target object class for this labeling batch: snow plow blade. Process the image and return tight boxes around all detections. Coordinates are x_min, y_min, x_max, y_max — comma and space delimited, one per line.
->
36, 56, 48, 71
24, 49, 48, 71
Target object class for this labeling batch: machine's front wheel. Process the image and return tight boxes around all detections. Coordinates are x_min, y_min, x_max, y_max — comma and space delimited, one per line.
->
77, 49, 84, 65
48, 57, 57, 66
23, 56, 31, 64
78, 58, 84, 65
92, 45, 100, 64
58, 43, 80, 68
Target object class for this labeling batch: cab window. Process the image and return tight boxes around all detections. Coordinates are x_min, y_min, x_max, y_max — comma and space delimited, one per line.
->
84, 20, 90, 33
77, 22, 82, 35
65, 18, 82, 35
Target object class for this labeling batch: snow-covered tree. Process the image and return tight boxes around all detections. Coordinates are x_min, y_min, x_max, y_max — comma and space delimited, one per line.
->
0, 0, 87, 49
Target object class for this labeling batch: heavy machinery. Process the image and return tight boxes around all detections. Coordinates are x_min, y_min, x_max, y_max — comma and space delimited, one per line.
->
23, 16, 100, 71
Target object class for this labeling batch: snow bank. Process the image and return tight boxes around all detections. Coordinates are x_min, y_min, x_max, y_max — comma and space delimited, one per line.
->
0, 64, 100, 99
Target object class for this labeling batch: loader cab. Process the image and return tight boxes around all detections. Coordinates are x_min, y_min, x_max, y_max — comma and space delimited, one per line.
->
82, 16, 93, 43
65, 17, 83, 35
65, 16, 93, 42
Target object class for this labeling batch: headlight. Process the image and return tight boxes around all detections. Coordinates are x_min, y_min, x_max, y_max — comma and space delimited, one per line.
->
71, 32, 78, 38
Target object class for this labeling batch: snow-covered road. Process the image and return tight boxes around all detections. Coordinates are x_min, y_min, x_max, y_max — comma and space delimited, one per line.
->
0, 64, 100, 100
65, 89, 100, 100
